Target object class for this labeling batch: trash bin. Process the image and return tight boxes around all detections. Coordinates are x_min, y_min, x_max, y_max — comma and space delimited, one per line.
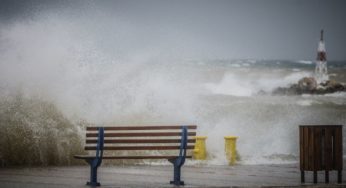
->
299, 125, 343, 183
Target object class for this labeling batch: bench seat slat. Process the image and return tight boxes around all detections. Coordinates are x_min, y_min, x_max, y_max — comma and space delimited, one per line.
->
74, 155, 193, 160
87, 125, 197, 131
85, 145, 195, 150
86, 139, 196, 144
86, 132, 196, 137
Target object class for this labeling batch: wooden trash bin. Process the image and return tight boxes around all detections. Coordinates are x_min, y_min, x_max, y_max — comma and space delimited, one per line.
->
299, 125, 343, 183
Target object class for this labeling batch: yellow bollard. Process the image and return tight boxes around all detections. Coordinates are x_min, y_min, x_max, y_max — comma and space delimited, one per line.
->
193, 136, 207, 160
224, 136, 238, 165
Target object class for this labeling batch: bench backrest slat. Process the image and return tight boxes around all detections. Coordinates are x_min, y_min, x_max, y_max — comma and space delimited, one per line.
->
85, 146, 195, 150
87, 125, 197, 131
86, 139, 196, 144
86, 132, 196, 137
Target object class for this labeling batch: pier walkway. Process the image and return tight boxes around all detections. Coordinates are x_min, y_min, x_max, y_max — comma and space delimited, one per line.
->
0, 163, 345, 187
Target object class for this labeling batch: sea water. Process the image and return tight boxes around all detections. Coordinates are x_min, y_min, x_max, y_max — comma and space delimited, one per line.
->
1, 56, 345, 165
0, 15, 345, 166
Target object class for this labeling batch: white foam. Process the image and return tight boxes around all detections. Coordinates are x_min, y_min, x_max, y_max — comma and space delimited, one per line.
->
303, 92, 346, 98
205, 71, 311, 96
230, 64, 241, 68
247, 59, 256, 64
296, 100, 314, 106
297, 60, 313, 64
204, 74, 253, 96
240, 155, 298, 165
323, 92, 346, 97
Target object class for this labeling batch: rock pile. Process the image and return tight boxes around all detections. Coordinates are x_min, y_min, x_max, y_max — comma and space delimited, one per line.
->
272, 77, 346, 95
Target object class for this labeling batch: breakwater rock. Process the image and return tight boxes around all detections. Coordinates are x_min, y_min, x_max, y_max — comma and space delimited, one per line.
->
272, 77, 346, 95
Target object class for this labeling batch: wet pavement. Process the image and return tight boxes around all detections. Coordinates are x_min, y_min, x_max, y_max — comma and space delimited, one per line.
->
0, 163, 345, 187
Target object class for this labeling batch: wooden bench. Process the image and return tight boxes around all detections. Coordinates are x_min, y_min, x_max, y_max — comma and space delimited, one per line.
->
74, 125, 197, 186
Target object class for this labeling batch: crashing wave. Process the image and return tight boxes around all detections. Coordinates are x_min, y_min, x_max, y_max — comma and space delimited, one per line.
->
0, 93, 85, 166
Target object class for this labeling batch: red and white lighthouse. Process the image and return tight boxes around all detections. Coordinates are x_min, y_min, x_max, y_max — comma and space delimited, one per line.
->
315, 30, 328, 82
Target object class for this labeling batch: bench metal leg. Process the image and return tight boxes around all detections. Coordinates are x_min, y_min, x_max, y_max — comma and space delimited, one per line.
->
301, 171, 304, 183
338, 170, 342, 184
87, 165, 100, 186
170, 165, 184, 186
85, 159, 101, 186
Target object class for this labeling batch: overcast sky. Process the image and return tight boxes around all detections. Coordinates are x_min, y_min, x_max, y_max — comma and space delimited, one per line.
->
1, 0, 346, 61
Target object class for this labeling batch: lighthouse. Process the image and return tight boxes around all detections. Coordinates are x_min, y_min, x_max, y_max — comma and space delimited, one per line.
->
315, 30, 328, 82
